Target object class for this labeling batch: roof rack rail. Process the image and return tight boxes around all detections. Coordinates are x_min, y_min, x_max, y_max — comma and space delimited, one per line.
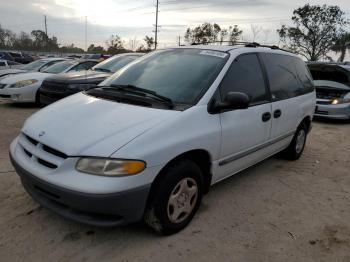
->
189, 41, 294, 53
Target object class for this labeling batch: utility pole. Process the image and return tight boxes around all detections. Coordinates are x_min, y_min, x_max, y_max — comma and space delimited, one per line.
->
154, 0, 159, 50
44, 15, 47, 35
178, 36, 181, 46
85, 16, 87, 52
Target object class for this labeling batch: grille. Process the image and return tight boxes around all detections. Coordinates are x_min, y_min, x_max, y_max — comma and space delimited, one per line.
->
18, 133, 68, 170
41, 80, 68, 93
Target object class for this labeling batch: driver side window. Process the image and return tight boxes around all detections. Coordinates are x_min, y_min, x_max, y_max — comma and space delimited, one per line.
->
219, 53, 269, 106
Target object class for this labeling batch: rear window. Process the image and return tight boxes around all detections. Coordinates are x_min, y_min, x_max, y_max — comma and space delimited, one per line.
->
261, 53, 314, 101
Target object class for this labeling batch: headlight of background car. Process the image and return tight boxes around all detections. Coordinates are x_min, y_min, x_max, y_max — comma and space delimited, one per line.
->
331, 97, 350, 105
76, 157, 146, 176
67, 83, 97, 91
10, 79, 38, 88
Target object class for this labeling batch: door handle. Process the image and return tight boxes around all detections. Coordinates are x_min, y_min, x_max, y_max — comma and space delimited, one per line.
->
262, 112, 271, 122
274, 109, 282, 118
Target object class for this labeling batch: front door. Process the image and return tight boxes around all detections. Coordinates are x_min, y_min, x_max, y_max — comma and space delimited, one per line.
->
215, 53, 272, 182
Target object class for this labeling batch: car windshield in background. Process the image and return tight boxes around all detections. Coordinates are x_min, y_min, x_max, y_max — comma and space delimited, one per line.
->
93, 55, 140, 73
43, 61, 75, 74
99, 49, 229, 104
21, 60, 48, 70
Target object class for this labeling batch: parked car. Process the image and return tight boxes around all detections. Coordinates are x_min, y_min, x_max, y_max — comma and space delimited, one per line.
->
9, 46, 315, 235
0, 51, 15, 62
0, 59, 98, 103
0, 59, 23, 70
82, 54, 111, 61
308, 62, 350, 120
39, 53, 143, 105
0, 58, 66, 78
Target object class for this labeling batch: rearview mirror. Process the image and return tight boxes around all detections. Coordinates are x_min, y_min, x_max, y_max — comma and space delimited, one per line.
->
209, 92, 250, 113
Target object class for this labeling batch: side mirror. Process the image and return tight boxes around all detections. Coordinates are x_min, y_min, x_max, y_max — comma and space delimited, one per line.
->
209, 92, 250, 113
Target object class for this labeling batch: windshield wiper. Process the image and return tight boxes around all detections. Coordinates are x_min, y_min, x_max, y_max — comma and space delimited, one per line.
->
93, 68, 111, 73
93, 84, 174, 109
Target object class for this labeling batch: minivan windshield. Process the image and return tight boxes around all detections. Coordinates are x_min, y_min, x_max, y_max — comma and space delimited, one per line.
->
92, 55, 140, 73
21, 60, 48, 71
99, 49, 228, 104
43, 61, 75, 74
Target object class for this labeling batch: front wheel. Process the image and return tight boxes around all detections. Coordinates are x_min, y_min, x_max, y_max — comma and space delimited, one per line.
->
282, 123, 308, 160
144, 160, 203, 235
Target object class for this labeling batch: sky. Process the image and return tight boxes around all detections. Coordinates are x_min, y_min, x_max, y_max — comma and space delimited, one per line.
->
0, 0, 349, 51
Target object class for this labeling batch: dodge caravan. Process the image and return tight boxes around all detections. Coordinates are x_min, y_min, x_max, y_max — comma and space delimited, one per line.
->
10, 45, 316, 235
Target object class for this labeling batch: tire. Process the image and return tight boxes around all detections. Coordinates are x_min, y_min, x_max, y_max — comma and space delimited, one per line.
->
282, 122, 308, 160
144, 159, 203, 235
35, 91, 42, 107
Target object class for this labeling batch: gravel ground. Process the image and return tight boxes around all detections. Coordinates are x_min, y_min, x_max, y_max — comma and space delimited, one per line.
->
0, 100, 350, 262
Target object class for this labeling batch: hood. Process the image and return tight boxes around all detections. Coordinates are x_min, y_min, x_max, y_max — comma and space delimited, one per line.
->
22, 92, 180, 157
46, 70, 111, 84
0, 69, 27, 77
0, 72, 54, 84
314, 80, 350, 90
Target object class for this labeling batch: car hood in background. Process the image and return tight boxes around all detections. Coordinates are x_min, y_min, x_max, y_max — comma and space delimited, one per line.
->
22, 92, 179, 157
314, 80, 350, 90
0, 69, 27, 77
46, 70, 112, 84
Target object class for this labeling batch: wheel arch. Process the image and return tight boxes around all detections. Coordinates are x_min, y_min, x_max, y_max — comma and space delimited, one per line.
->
147, 149, 213, 206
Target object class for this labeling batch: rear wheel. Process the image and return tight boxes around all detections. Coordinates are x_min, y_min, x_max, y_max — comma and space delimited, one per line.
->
144, 159, 203, 235
282, 123, 308, 160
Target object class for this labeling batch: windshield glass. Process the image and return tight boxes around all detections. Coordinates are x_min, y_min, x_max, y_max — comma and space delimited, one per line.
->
43, 61, 75, 74
93, 55, 140, 73
100, 49, 228, 104
22, 60, 48, 70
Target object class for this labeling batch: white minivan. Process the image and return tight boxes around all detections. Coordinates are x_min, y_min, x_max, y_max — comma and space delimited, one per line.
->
10, 45, 316, 235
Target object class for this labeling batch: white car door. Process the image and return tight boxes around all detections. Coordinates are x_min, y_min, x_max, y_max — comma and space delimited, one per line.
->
214, 53, 272, 182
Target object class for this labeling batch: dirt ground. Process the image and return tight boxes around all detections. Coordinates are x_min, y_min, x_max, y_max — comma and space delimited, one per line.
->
0, 100, 350, 262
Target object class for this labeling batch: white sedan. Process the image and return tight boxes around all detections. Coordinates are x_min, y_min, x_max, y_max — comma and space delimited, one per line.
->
0, 59, 98, 104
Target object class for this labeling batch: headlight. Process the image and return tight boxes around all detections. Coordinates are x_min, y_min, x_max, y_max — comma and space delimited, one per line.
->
331, 97, 350, 105
10, 79, 38, 88
67, 84, 97, 91
76, 157, 146, 176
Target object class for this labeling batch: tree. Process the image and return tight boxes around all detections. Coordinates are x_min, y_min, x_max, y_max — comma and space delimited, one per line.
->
250, 24, 262, 42
87, 44, 105, 53
229, 25, 243, 44
331, 33, 350, 62
184, 23, 242, 45
106, 34, 126, 54
278, 4, 348, 61
144, 35, 155, 50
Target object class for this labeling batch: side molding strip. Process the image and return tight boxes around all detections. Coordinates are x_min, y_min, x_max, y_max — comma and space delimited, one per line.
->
218, 131, 295, 166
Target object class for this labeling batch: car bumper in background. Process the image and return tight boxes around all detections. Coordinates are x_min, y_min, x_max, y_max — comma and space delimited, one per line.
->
10, 153, 151, 226
315, 103, 350, 120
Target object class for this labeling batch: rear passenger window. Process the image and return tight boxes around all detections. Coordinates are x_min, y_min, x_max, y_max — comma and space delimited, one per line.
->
261, 53, 313, 101
219, 53, 268, 105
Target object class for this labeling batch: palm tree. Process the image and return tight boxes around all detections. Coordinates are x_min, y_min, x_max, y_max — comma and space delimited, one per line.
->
332, 33, 350, 62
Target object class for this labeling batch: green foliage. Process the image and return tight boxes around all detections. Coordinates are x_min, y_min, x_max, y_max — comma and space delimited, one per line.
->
87, 44, 105, 53
144, 35, 155, 51
278, 4, 348, 61
184, 22, 242, 45
331, 33, 350, 62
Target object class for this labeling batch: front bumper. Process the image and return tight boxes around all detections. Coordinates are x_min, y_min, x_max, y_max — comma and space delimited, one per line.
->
0, 84, 39, 102
40, 89, 76, 105
315, 103, 350, 120
10, 153, 151, 226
